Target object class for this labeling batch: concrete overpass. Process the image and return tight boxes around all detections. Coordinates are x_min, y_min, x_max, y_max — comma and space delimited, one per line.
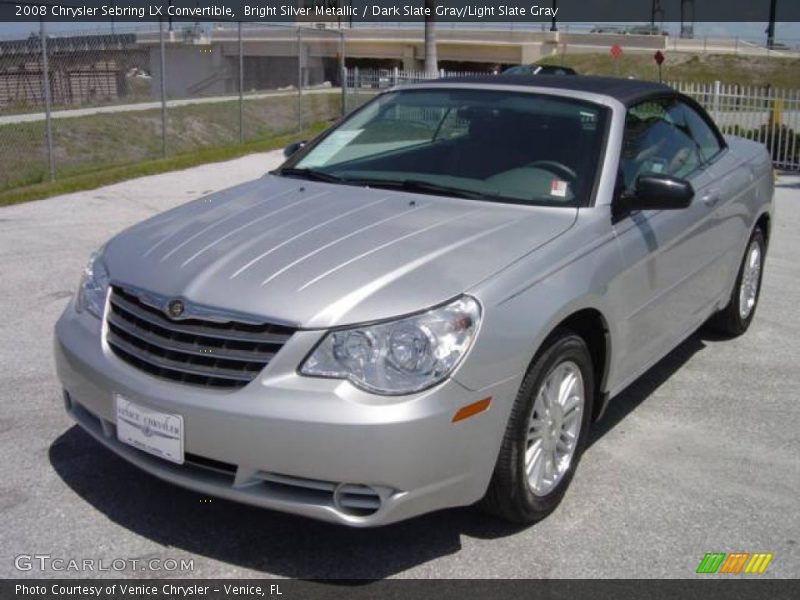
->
134, 25, 792, 98
338, 27, 666, 67
135, 26, 670, 97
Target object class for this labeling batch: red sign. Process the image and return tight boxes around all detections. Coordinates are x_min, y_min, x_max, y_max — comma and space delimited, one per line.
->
654, 50, 665, 65
610, 44, 623, 59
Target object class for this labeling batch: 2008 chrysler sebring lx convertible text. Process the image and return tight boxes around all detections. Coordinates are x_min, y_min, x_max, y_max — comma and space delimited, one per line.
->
55, 76, 774, 526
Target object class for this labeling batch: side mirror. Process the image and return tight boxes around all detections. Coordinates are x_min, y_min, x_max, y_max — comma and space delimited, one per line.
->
615, 174, 694, 216
283, 140, 306, 158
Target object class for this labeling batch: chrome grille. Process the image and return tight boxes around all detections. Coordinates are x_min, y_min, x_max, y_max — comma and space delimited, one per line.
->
106, 286, 295, 389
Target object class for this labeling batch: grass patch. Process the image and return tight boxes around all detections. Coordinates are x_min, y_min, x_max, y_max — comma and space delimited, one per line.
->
0, 92, 341, 195
538, 53, 800, 88
0, 122, 327, 207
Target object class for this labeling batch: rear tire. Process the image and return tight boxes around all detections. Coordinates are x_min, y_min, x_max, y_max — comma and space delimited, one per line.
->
480, 329, 594, 524
708, 227, 766, 337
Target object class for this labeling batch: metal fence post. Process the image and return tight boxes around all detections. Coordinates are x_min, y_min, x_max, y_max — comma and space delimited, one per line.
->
341, 66, 348, 116
40, 20, 55, 182
159, 20, 167, 158
354, 66, 360, 107
767, 85, 776, 161
239, 22, 244, 143
712, 80, 721, 124
296, 28, 303, 132
339, 30, 346, 117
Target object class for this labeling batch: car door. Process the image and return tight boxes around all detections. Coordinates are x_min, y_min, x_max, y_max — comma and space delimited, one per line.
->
683, 107, 754, 302
612, 97, 731, 380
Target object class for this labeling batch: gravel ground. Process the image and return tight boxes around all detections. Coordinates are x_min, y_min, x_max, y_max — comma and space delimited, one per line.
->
0, 154, 798, 579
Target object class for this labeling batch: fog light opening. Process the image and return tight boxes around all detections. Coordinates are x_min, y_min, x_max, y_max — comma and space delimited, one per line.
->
333, 483, 382, 517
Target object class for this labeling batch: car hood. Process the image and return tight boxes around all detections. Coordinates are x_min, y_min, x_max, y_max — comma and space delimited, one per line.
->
104, 175, 576, 328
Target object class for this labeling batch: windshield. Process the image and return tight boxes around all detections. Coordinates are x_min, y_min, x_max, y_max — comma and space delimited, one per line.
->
285, 88, 609, 206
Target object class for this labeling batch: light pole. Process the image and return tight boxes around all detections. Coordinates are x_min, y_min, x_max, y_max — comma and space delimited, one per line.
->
650, 0, 664, 34
766, 0, 777, 49
680, 0, 695, 39
550, 0, 558, 32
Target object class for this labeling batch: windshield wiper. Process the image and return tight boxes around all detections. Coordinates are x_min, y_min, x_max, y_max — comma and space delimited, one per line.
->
277, 167, 346, 184
278, 170, 493, 201
358, 178, 490, 200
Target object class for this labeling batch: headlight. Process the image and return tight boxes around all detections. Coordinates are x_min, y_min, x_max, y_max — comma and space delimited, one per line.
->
75, 247, 110, 319
300, 296, 481, 395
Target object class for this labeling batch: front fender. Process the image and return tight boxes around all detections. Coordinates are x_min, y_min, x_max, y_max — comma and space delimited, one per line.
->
454, 208, 623, 396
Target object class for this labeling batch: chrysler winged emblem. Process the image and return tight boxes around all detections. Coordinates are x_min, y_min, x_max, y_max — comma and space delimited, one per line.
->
166, 299, 184, 319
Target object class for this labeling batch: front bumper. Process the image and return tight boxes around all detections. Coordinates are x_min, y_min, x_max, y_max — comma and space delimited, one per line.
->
54, 300, 519, 526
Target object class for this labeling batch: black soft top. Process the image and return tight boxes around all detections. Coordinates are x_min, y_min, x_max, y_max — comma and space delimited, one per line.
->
432, 74, 675, 106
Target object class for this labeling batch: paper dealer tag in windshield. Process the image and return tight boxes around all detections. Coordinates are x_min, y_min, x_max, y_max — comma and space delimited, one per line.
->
550, 180, 568, 198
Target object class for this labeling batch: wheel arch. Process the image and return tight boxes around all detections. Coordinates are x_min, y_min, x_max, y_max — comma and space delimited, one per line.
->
532, 307, 612, 422
755, 212, 771, 247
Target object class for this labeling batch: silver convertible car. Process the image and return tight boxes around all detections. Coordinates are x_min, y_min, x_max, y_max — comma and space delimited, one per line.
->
55, 76, 773, 526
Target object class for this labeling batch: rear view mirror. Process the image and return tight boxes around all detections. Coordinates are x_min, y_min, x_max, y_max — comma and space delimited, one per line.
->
615, 174, 694, 216
283, 140, 306, 158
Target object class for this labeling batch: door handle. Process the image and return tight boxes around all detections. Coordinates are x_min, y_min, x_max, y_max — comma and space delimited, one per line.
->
701, 192, 720, 207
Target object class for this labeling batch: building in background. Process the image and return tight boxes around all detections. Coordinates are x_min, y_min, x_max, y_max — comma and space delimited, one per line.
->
0, 33, 146, 108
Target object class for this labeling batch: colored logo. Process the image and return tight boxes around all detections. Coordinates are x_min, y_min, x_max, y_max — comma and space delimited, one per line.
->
166, 299, 184, 319
696, 552, 773, 574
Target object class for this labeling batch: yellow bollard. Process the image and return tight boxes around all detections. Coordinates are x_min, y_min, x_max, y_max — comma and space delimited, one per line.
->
769, 99, 784, 127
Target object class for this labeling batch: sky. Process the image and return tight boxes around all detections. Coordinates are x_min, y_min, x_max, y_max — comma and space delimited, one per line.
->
0, 21, 798, 43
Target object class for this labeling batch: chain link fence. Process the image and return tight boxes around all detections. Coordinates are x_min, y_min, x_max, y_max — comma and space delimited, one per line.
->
0, 22, 345, 193
2, 22, 799, 197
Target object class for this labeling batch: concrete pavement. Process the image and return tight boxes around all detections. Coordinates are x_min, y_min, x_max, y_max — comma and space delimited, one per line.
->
0, 156, 798, 578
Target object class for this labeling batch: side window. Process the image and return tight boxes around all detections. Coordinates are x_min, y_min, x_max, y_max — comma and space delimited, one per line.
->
504, 65, 529, 75
672, 101, 723, 162
620, 98, 704, 191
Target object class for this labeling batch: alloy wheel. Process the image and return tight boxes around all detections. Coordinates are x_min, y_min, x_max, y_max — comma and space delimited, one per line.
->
738, 241, 762, 320
525, 360, 585, 496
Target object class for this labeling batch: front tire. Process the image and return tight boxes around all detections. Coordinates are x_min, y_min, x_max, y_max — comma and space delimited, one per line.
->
480, 329, 594, 524
708, 227, 766, 336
